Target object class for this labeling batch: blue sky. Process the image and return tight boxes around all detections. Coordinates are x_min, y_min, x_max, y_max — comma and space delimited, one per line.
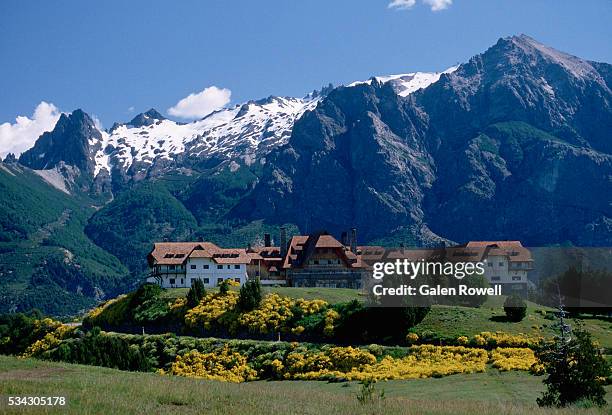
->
1, 0, 611, 133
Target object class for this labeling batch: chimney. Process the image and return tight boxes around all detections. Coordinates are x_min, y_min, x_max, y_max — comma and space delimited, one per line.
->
264, 233, 271, 247
280, 227, 288, 258
350, 228, 357, 254
341, 231, 348, 246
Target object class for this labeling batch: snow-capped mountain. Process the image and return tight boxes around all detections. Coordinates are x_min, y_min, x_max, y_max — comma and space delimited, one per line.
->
92, 95, 321, 178
347, 66, 458, 96
17, 67, 456, 190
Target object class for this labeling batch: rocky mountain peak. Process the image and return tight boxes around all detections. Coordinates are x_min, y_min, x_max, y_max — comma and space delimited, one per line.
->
483, 34, 601, 81
128, 108, 166, 128
19, 109, 100, 175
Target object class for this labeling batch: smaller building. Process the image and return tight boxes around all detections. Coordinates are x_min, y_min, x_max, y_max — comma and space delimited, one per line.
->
246, 246, 286, 285
147, 242, 250, 288
462, 241, 533, 295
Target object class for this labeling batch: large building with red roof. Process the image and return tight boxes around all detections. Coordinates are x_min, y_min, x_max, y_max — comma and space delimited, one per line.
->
147, 232, 533, 293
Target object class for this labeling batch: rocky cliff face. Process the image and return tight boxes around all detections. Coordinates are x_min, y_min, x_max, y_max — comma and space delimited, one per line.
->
418, 35, 612, 245
237, 35, 612, 246
18, 109, 110, 194
19, 109, 99, 175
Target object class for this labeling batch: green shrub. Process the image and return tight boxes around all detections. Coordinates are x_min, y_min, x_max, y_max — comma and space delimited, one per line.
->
237, 279, 262, 312
186, 280, 206, 308
504, 295, 527, 322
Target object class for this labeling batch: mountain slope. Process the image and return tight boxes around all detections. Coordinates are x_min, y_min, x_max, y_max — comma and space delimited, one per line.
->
84, 182, 198, 274
237, 35, 612, 246
417, 35, 612, 245
0, 160, 130, 315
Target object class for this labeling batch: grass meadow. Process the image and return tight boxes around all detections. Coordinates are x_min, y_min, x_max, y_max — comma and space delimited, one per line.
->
0, 356, 610, 415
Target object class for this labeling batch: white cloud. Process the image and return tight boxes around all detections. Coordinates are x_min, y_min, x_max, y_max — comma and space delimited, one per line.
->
0, 102, 61, 159
388, 0, 452, 11
168, 86, 232, 119
423, 0, 452, 11
127, 106, 135, 113
92, 115, 103, 130
388, 0, 416, 10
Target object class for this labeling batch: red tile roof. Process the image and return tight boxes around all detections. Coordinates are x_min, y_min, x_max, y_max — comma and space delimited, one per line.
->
149, 242, 251, 265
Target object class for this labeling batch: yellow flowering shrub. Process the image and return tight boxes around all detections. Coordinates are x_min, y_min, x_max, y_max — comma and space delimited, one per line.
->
473, 334, 486, 346
323, 309, 340, 336
167, 345, 257, 383
227, 280, 241, 287
291, 326, 305, 335
457, 336, 469, 345
170, 297, 187, 311
238, 293, 294, 334
476, 331, 542, 348
283, 345, 488, 381
327, 346, 378, 371
406, 333, 419, 344
284, 350, 333, 375
294, 298, 328, 315
22, 324, 76, 358
490, 347, 539, 372
184, 291, 238, 329
87, 295, 126, 320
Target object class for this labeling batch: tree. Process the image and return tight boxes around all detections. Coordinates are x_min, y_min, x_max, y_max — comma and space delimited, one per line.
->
237, 279, 262, 312
504, 294, 527, 322
186, 279, 206, 308
219, 279, 230, 295
536, 300, 610, 407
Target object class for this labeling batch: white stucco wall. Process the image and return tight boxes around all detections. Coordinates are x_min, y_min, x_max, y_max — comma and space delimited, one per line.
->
482, 255, 529, 285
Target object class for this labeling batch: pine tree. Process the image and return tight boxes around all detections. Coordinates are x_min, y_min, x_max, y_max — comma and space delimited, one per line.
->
238, 279, 262, 312
186, 279, 206, 308
536, 290, 610, 407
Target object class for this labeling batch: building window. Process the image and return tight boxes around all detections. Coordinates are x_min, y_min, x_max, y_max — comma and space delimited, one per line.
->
498, 262, 504, 266
190, 265, 196, 269
227, 265, 231, 269
512, 276, 522, 281
313, 260, 319, 265
169, 278, 176, 285
234, 265, 240, 269
203, 264, 209, 269
181, 278, 184, 285
217, 265, 223, 270
234, 278, 240, 283
488, 263, 493, 267
169, 265, 176, 270
217, 278, 223, 284
203, 278, 209, 284
491, 276, 501, 281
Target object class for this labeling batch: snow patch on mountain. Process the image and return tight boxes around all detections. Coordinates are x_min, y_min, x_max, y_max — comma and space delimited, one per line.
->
347, 66, 458, 96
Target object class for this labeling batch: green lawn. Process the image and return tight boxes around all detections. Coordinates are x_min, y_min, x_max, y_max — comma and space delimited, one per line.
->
413, 298, 612, 349
0, 356, 609, 415
161, 286, 363, 304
